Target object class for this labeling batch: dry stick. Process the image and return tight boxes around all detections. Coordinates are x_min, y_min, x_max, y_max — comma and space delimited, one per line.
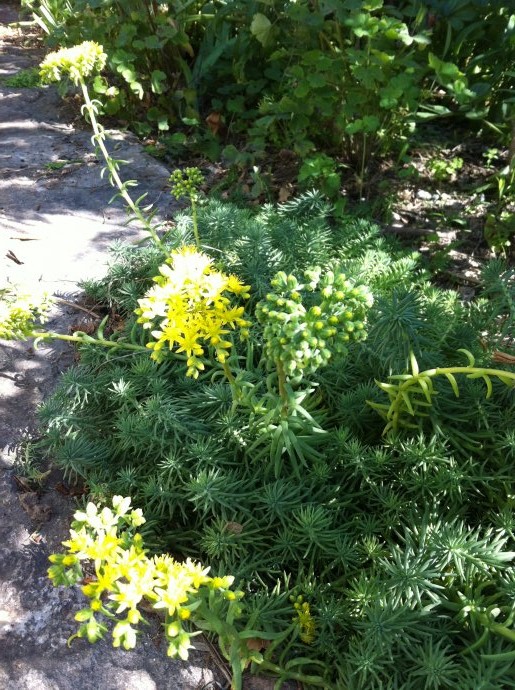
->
201, 634, 232, 687
53, 297, 101, 319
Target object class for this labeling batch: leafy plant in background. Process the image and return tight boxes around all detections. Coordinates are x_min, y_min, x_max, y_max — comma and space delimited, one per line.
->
427, 155, 463, 182
23, 0, 515, 198
23, 0, 203, 134
250, 0, 430, 194
0, 66, 42, 88
409, 0, 515, 133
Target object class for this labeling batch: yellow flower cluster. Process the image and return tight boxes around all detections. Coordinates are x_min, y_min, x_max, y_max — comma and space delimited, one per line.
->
40, 41, 107, 85
48, 496, 237, 658
135, 246, 251, 377
0, 285, 52, 340
292, 596, 316, 644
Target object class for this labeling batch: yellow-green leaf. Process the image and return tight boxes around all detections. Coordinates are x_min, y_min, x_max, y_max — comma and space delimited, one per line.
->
251, 13, 272, 46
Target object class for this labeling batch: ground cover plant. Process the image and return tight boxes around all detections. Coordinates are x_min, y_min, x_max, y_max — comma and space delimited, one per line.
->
3, 39, 515, 690
37, 195, 515, 689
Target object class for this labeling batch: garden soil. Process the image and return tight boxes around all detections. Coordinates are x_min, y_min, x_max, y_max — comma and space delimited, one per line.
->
0, 5, 277, 689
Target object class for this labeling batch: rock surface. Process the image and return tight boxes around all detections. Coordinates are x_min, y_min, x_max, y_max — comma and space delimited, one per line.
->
0, 5, 229, 689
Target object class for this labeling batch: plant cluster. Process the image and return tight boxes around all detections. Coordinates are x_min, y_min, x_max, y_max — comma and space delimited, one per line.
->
49, 495, 291, 688
256, 268, 372, 378
31, 188, 515, 687
4, 37, 514, 690
23, 0, 515, 195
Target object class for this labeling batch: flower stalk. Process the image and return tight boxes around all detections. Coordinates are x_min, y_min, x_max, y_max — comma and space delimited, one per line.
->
39, 41, 164, 251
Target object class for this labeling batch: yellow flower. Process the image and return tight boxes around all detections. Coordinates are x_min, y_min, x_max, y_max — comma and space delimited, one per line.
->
227, 275, 251, 299
135, 246, 251, 375
0, 285, 53, 340
40, 42, 107, 85
293, 599, 316, 644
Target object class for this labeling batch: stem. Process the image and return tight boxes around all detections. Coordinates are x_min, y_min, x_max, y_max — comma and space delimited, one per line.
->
275, 359, 289, 418
33, 330, 148, 352
387, 366, 515, 432
359, 132, 367, 199
190, 195, 200, 249
432, 366, 515, 380
221, 360, 241, 405
79, 80, 164, 251
257, 660, 333, 688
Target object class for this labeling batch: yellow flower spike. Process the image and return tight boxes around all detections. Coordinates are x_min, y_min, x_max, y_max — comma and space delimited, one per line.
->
40, 42, 107, 85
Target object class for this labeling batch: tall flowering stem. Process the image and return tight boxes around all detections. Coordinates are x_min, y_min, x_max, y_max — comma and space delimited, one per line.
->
169, 167, 204, 249
135, 246, 251, 387
40, 42, 164, 251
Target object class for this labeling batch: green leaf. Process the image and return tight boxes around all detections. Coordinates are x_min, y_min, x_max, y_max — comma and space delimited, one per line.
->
150, 70, 167, 95
251, 13, 272, 47
93, 76, 108, 94
401, 391, 415, 416
74, 608, 93, 622
307, 73, 326, 89
145, 35, 161, 50
129, 80, 144, 99
444, 373, 460, 397
458, 349, 475, 367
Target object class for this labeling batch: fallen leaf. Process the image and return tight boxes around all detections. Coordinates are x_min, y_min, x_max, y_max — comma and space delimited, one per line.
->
19, 492, 51, 523
492, 350, 515, 365
225, 522, 243, 534
246, 637, 271, 651
278, 185, 293, 202
13, 475, 34, 492
206, 111, 221, 136
6, 249, 23, 265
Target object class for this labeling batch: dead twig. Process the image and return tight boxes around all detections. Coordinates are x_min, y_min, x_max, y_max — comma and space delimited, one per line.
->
53, 296, 101, 319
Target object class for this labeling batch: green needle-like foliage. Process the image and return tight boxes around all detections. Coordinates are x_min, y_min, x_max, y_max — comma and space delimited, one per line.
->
34, 193, 515, 687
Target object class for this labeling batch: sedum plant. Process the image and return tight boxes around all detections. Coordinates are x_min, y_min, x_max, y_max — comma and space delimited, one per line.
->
35, 191, 515, 688
49, 495, 329, 689
40, 42, 165, 250
6, 40, 514, 690
0, 285, 53, 340
135, 244, 251, 379
49, 496, 250, 686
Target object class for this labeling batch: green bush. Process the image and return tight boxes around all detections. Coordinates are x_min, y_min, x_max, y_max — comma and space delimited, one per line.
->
24, 0, 515, 190
23, 0, 203, 133
36, 191, 515, 688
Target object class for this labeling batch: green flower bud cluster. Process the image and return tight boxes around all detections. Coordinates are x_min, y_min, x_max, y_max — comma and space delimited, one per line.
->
0, 286, 53, 340
169, 167, 204, 201
256, 268, 373, 377
40, 42, 107, 85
